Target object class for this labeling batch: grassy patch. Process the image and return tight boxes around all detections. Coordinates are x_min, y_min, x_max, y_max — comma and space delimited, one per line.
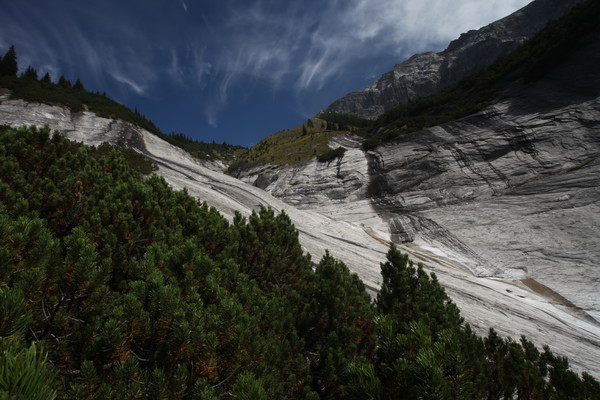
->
228, 117, 345, 171
229, 114, 374, 173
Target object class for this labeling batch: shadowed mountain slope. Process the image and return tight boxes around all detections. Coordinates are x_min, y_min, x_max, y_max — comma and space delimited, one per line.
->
326, 0, 584, 119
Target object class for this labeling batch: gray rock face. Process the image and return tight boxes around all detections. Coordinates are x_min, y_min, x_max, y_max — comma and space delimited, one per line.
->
240, 135, 369, 208
242, 91, 600, 311
244, 98, 600, 313
370, 94, 600, 316
234, 39, 600, 375
0, 98, 147, 149
327, 0, 584, 119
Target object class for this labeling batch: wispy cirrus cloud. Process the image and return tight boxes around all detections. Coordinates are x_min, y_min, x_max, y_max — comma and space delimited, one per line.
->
0, 0, 530, 128
1, 1, 178, 97
185, 0, 528, 125
110, 72, 147, 95
289, 0, 532, 90
193, 0, 530, 101
341, 0, 531, 48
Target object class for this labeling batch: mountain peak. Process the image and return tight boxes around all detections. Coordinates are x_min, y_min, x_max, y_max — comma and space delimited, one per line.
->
326, 0, 585, 119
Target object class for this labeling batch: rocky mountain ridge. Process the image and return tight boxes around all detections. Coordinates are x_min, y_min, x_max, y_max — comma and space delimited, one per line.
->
326, 0, 584, 119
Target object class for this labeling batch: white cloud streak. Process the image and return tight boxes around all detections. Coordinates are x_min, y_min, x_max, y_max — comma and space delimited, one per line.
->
0, 0, 530, 127
187, 0, 529, 125
1, 1, 175, 98
110, 72, 147, 95
196, 0, 530, 101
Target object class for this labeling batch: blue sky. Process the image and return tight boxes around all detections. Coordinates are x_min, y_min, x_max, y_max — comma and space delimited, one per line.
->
1, 0, 529, 146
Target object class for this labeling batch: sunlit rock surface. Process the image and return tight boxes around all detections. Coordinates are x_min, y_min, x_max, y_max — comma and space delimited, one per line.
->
232, 38, 600, 376
2, 89, 598, 376
239, 135, 369, 209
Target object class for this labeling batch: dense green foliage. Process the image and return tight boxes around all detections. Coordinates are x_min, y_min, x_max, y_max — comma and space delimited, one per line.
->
317, 147, 347, 163
318, 111, 374, 135
0, 46, 18, 78
0, 338, 57, 400
156, 132, 245, 162
0, 125, 373, 398
95, 143, 158, 176
1, 126, 598, 398
364, 0, 600, 150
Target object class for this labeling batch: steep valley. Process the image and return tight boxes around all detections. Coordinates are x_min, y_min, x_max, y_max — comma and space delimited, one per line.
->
2, 77, 600, 377
2, 0, 600, 384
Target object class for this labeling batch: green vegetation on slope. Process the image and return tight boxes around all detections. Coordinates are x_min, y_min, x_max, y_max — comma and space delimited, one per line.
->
228, 117, 341, 172
0, 47, 241, 164
317, 146, 347, 163
1, 125, 598, 399
318, 111, 374, 135
364, 0, 600, 150
156, 132, 246, 162
0, 64, 162, 137
228, 113, 373, 173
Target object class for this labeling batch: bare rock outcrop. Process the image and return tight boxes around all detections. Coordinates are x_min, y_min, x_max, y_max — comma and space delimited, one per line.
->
2, 93, 600, 376
230, 34, 600, 375
240, 135, 369, 208
370, 93, 600, 317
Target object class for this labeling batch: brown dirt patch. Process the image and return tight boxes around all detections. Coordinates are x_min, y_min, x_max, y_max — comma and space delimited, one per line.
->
363, 227, 391, 245
520, 278, 599, 326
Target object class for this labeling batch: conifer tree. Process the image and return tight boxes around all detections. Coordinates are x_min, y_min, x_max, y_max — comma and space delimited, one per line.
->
41, 72, 52, 85
299, 253, 375, 397
22, 65, 38, 81
0, 45, 18, 77
0, 339, 58, 400
376, 245, 462, 335
73, 79, 84, 91
58, 75, 71, 88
